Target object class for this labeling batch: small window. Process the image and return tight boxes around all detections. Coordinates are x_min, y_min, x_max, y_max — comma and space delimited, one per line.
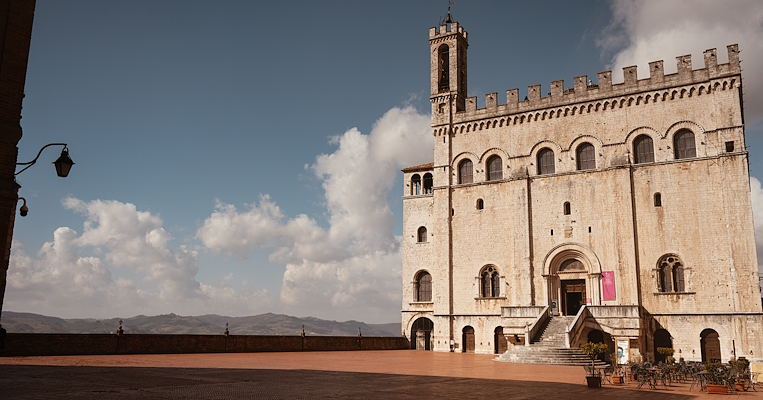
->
487, 155, 503, 181
416, 271, 432, 302
725, 141, 734, 152
411, 174, 421, 196
550, 229, 554, 236
633, 135, 655, 164
563, 202, 571, 215
423, 173, 433, 194
654, 193, 662, 207
576, 143, 596, 170
537, 148, 555, 175
674, 129, 696, 159
480, 266, 500, 297
417, 226, 427, 243
458, 159, 473, 184
477, 199, 484, 210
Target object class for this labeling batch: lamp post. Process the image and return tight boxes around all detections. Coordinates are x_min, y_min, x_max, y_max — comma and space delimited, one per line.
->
15, 143, 74, 178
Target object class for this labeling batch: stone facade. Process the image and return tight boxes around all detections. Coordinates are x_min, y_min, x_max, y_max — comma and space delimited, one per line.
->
401, 19, 763, 363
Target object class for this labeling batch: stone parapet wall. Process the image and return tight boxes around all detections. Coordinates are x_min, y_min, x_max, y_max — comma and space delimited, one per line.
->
0, 333, 409, 357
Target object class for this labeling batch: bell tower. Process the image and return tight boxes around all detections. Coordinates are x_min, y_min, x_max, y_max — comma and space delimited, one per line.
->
429, 17, 468, 119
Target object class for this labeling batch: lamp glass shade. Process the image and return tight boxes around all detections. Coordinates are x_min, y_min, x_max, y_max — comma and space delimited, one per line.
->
53, 149, 74, 177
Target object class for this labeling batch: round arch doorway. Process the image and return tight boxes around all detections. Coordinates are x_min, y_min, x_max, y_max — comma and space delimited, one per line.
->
462, 326, 475, 353
653, 329, 673, 363
700, 329, 721, 363
410, 317, 433, 350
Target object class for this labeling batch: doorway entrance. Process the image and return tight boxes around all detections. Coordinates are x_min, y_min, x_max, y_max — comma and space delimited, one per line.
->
700, 329, 721, 363
561, 279, 586, 316
410, 317, 433, 350
462, 326, 475, 353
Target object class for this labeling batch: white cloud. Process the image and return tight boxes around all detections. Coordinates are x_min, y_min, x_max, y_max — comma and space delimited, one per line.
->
600, 0, 763, 123
197, 105, 432, 321
6, 199, 273, 319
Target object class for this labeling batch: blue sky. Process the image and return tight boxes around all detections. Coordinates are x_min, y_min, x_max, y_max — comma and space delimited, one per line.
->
5, 1, 763, 323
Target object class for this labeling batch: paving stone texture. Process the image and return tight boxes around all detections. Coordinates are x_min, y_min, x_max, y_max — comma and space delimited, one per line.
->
2, 351, 755, 399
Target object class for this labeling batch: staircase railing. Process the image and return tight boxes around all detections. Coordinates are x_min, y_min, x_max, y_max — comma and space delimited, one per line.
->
565, 305, 589, 348
524, 305, 550, 347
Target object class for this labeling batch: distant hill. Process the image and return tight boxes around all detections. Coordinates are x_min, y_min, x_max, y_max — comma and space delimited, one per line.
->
0, 311, 401, 337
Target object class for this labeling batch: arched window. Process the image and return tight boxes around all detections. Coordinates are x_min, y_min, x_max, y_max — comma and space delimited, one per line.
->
423, 173, 433, 194
411, 174, 421, 196
417, 226, 427, 243
674, 129, 696, 159
480, 266, 500, 297
415, 271, 432, 302
438, 44, 449, 92
633, 135, 655, 164
576, 143, 596, 170
537, 148, 555, 175
563, 202, 571, 215
476, 199, 484, 210
658, 255, 685, 292
654, 193, 662, 207
458, 159, 473, 184
487, 155, 502, 181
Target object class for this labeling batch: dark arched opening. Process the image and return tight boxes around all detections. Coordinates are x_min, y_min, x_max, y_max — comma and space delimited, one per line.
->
462, 326, 475, 353
700, 329, 721, 363
653, 329, 673, 363
494, 326, 507, 354
410, 317, 434, 350
587, 330, 607, 362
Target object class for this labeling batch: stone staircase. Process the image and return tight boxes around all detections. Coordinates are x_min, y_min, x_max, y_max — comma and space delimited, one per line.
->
495, 316, 608, 366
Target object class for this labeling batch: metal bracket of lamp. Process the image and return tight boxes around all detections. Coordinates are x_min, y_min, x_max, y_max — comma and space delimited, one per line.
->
15, 142, 74, 177
14, 143, 75, 217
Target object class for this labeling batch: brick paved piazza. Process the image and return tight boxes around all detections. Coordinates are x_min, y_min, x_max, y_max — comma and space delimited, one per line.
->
0, 350, 759, 399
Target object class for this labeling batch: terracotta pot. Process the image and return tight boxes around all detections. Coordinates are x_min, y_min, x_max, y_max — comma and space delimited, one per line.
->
613, 375, 624, 384
735, 383, 746, 392
706, 384, 727, 394
586, 376, 601, 388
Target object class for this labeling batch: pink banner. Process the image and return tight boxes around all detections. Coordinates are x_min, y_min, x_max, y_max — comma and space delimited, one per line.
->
602, 271, 616, 301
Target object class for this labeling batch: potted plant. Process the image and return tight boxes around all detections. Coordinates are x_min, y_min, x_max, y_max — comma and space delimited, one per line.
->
656, 347, 675, 365
581, 342, 608, 388
705, 361, 730, 394
611, 351, 625, 384
730, 357, 750, 392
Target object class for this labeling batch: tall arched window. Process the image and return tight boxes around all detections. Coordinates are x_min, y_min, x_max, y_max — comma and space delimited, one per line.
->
563, 202, 571, 215
438, 44, 449, 92
576, 143, 596, 170
480, 265, 500, 297
633, 135, 655, 164
674, 129, 696, 159
658, 255, 685, 292
411, 174, 421, 196
487, 155, 502, 181
654, 193, 662, 207
458, 159, 473, 184
417, 226, 427, 243
423, 173, 433, 194
416, 271, 432, 302
537, 148, 555, 175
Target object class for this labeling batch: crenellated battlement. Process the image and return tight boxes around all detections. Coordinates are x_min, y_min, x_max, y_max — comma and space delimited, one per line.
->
438, 45, 740, 125
429, 22, 468, 44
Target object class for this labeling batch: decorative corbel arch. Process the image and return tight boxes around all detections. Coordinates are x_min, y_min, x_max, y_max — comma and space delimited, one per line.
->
624, 126, 661, 147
